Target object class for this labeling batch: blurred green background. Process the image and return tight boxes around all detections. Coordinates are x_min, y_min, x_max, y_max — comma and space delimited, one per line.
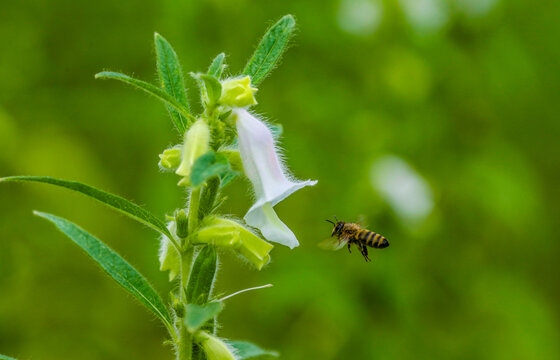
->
1, 0, 559, 359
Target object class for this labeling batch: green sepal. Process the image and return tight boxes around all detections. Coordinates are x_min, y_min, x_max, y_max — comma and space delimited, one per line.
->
207, 53, 226, 78
199, 177, 221, 221
34, 211, 174, 335
186, 245, 218, 305
95, 71, 193, 134
243, 15, 296, 85
170, 291, 185, 318
175, 209, 189, 238
193, 73, 222, 107
190, 151, 238, 187
225, 340, 279, 359
184, 302, 224, 333
154, 33, 190, 133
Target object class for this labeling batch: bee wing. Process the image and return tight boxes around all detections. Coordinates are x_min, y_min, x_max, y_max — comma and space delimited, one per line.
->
356, 214, 370, 228
318, 237, 348, 251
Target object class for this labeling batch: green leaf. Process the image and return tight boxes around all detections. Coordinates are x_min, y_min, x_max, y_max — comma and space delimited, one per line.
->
190, 152, 237, 187
0, 176, 175, 245
207, 53, 226, 78
225, 341, 279, 359
0, 354, 18, 360
243, 15, 296, 85
186, 246, 218, 305
195, 74, 222, 107
184, 302, 223, 333
155, 33, 190, 133
34, 211, 174, 334
95, 71, 193, 133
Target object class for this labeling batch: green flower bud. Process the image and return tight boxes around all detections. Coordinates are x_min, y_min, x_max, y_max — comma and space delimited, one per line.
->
170, 292, 185, 318
195, 332, 236, 360
196, 217, 273, 270
159, 222, 181, 281
175, 209, 189, 238
158, 146, 182, 170
219, 76, 257, 108
176, 119, 210, 187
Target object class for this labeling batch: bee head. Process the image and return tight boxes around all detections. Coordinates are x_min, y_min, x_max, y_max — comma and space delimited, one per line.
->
326, 217, 344, 237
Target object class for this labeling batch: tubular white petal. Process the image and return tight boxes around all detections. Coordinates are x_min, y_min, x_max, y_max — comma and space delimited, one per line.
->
234, 109, 317, 248
245, 202, 299, 248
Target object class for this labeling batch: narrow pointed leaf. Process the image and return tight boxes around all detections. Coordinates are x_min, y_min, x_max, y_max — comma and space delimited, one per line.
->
184, 302, 224, 333
155, 33, 190, 132
225, 341, 279, 359
208, 53, 226, 78
0, 176, 174, 241
95, 71, 192, 133
243, 15, 296, 85
0, 355, 18, 360
34, 211, 173, 333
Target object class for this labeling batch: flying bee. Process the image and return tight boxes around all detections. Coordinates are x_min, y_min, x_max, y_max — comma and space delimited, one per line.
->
320, 216, 389, 262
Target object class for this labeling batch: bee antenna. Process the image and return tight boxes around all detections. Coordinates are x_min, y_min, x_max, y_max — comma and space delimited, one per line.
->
325, 219, 335, 225
334, 215, 339, 222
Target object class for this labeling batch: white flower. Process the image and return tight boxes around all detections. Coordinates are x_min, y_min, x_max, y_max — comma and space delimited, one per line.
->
234, 109, 317, 248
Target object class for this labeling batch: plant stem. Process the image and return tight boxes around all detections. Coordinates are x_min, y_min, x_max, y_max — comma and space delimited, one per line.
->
176, 187, 203, 360
177, 248, 194, 360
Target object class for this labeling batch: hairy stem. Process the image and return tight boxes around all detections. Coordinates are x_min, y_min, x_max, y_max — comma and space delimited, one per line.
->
177, 248, 194, 360
176, 187, 203, 360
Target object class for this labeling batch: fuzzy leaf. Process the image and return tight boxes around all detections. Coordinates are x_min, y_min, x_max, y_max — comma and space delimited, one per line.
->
190, 152, 236, 187
155, 33, 190, 133
207, 53, 226, 78
243, 15, 296, 85
34, 212, 173, 332
95, 71, 192, 133
0, 176, 174, 241
226, 341, 279, 359
184, 302, 224, 333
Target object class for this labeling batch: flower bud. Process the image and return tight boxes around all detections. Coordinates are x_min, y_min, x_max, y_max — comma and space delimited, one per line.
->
158, 146, 182, 170
159, 222, 180, 281
196, 332, 236, 360
175, 209, 189, 238
170, 292, 185, 318
219, 76, 257, 108
196, 217, 273, 270
176, 119, 211, 187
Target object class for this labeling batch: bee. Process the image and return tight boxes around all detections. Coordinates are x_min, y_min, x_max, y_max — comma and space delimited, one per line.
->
321, 216, 389, 262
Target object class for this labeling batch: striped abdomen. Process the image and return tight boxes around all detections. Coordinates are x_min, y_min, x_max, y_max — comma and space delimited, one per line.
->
356, 230, 389, 249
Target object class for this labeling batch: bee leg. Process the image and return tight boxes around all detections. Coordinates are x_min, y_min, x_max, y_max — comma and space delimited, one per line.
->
360, 243, 371, 262
347, 242, 352, 254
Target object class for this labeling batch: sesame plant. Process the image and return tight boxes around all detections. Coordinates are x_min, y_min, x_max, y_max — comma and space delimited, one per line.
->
0, 15, 317, 360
